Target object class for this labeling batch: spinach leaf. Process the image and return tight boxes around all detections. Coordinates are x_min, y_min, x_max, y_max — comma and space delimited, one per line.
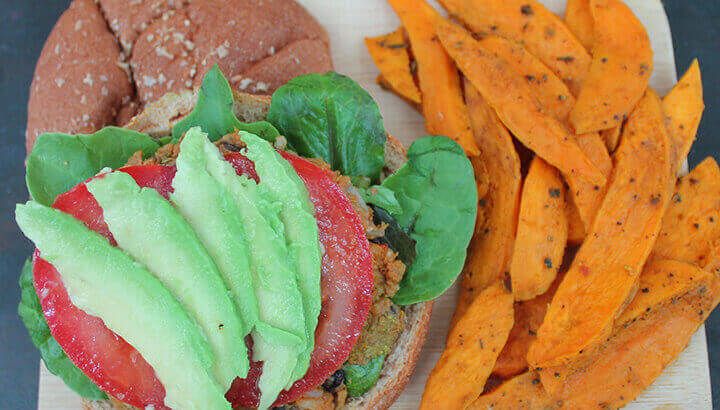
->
371, 205, 416, 267
382, 137, 477, 305
342, 355, 386, 397
26, 127, 159, 206
267, 72, 386, 182
362, 185, 402, 215
18, 260, 107, 399
172, 65, 279, 142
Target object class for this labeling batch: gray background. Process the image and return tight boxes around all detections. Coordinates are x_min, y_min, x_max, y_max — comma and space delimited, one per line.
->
0, 1, 717, 408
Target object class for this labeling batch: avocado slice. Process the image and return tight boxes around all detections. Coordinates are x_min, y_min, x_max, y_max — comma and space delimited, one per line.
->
86, 171, 248, 390
240, 132, 322, 382
171, 128, 259, 335
194, 132, 308, 409
15, 201, 230, 409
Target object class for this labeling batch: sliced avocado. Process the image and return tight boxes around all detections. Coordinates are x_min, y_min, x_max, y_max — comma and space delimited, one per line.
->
240, 132, 322, 382
15, 201, 230, 409
171, 128, 259, 335
196, 132, 308, 408
86, 172, 248, 390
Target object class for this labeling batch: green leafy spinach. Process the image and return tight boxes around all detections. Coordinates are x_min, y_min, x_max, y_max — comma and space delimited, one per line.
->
18, 260, 106, 399
172, 65, 279, 142
370, 205, 416, 267
268, 72, 386, 182
362, 185, 401, 215
382, 137, 477, 305
26, 127, 160, 206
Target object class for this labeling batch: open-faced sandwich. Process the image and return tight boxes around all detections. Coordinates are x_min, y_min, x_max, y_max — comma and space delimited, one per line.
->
17, 67, 478, 409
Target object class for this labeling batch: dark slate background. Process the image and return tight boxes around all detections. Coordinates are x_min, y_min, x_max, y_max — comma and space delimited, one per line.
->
0, 1, 717, 409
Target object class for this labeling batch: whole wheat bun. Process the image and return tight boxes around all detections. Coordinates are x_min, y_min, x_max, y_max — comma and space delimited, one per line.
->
75, 90, 432, 410
26, 0, 332, 153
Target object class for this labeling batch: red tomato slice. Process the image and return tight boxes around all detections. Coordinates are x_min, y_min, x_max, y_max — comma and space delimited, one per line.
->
33, 153, 374, 408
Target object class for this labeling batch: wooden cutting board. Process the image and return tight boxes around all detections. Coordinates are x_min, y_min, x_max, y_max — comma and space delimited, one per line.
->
38, 0, 712, 408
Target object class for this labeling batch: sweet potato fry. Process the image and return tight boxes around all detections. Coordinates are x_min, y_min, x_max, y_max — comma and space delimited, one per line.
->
453, 82, 521, 322
437, 0, 590, 94
564, 0, 594, 50
539, 260, 718, 408
528, 90, 674, 368
705, 241, 720, 275
493, 275, 561, 378
600, 124, 622, 152
565, 133, 613, 232
477, 35, 575, 120
469, 371, 557, 410
510, 158, 567, 301
436, 19, 606, 187
662, 59, 705, 172
387, 0, 479, 155
365, 28, 422, 105
618, 259, 717, 325
570, 0, 653, 134
565, 198, 586, 245
421, 281, 514, 409
652, 157, 720, 266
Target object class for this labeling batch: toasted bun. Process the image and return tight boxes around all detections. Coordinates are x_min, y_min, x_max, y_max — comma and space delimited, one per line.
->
26, 0, 331, 153
78, 91, 432, 410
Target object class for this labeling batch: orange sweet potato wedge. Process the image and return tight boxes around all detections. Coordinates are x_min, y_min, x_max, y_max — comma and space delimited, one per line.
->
600, 124, 622, 152
437, 0, 591, 94
705, 241, 720, 274
565, 133, 613, 232
387, 0, 479, 155
421, 281, 514, 409
528, 90, 674, 368
453, 81, 522, 322
365, 28, 422, 105
618, 259, 717, 326
570, 0, 653, 134
493, 274, 561, 378
477, 35, 575, 120
566, 193, 587, 245
510, 158, 568, 301
539, 260, 718, 408
652, 157, 720, 266
469, 371, 557, 410
564, 0, 594, 50
662, 59, 705, 172
436, 19, 606, 187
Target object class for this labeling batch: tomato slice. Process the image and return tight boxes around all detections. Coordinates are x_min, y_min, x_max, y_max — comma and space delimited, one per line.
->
33, 153, 374, 408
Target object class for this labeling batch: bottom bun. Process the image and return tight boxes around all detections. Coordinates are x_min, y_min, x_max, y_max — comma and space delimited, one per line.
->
79, 91, 433, 410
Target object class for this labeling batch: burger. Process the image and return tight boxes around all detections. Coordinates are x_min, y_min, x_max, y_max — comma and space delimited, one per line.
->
18, 58, 477, 410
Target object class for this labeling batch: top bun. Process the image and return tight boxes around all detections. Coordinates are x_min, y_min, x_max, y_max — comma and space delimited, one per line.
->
26, 0, 332, 152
